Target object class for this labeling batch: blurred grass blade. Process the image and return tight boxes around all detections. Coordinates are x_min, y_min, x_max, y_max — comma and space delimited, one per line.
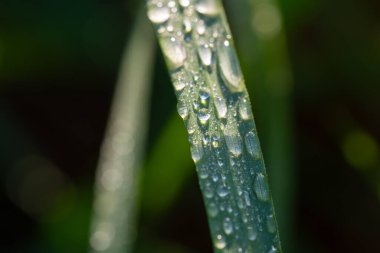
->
89, 11, 155, 253
147, 0, 282, 252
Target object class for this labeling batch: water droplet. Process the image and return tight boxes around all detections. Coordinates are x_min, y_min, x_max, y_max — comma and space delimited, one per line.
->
147, 4, 170, 24
217, 39, 243, 91
243, 191, 251, 206
161, 37, 186, 69
214, 234, 226, 249
224, 114, 243, 157
217, 185, 229, 197
198, 108, 210, 124
199, 89, 210, 104
254, 173, 270, 202
198, 44, 212, 66
214, 96, 227, 118
179, 0, 190, 7
239, 97, 253, 120
183, 17, 192, 33
245, 131, 261, 159
208, 202, 218, 217
212, 172, 219, 182
177, 100, 188, 119
204, 185, 214, 198
247, 226, 257, 241
186, 113, 197, 134
196, 0, 220, 16
266, 215, 277, 234
196, 20, 206, 35
191, 141, 204, 162
223, 217, 234, 235
198, 166, 208, 179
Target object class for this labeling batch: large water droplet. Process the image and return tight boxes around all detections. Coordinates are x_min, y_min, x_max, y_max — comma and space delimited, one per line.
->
161, 37, 186, 69
214, 234, 226, 249
195, 0, 220, 16
245, 131, 261, 159
254, 173, 270, 202
147, 4, 170, 24
223, 217, 234, 235
266, 215, 277, 234
198, 44, 212, 66
247, 226, 257, 241
217, 39, 243, 91
217, 185, 229, 198
239, 97, 253, 120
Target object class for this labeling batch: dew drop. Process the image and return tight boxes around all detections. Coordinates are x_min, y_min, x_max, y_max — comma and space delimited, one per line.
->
179, 0, 190, 7
198, 166, 208, 179
243, 191, 251, 206
208, 202, 218, 217
268, 246, 278, 253
217, 39, 243, 91
186, 113, 197, 134
217, 185, 229, 197
266, 215, 277, 234
198, 44, 212, 66
147, 4, 170, 24
161, 37, 186, 69
239, 97, 253, 120
177, 100, 188, 119
215, 234, 226, 249
223, 217, 234, 235
247, 226, 257, 241
191, 141, 204, 163
254, 173, 270, 202
214, 96, 227, 118
224, 116, 243, 157
195, 0, 220, 16
183, 17, 192, 33
204, 185, 214, 198
245, 131, 261, 159
198, 108, 211, 124
196, 20, 206, 35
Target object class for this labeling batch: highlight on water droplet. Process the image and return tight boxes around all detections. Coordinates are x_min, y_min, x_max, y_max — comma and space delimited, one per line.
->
147, 3, 170, 24
217, 39, 243, 91
160, 37, 186, 69
254, 173, 270, 202
214, 234, 227, 249
223, 217, 234, 235
245, 131, 261, 159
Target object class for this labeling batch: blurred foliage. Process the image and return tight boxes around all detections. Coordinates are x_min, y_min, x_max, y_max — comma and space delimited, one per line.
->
0, 0, 380, 252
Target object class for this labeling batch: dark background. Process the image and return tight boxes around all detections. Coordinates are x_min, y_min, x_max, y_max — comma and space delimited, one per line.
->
0, 0, 379, 252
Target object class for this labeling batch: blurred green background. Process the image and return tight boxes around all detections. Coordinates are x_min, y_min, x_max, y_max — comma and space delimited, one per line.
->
1, 0, 380, 252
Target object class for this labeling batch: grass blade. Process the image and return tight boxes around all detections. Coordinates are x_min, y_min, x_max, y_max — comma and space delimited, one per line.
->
89, 12, 155, 253
147, 0, 282, 252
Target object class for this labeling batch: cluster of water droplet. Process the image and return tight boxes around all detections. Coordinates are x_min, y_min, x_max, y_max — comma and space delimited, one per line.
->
147, 0, 281, 252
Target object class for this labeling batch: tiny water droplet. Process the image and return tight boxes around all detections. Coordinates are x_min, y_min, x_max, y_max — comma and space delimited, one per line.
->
198, 44, 212, 66
223, 217, 234, 235
177, 100, 188, 119
196, 20, 206, 35
195, 0, 220, 16
217, 39, 243, 91
214, 234, 226, 249
254, 173, 270, 202
245, 131, 261, 159
147, 4, 170, 24
247, 226, 257, 241
266, 215, 277, 234
161, 37, 186, 69
239, 97, 253, 120
217, 185, 229, 197
191, 141, 204, 162
204, 185, 214, 198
